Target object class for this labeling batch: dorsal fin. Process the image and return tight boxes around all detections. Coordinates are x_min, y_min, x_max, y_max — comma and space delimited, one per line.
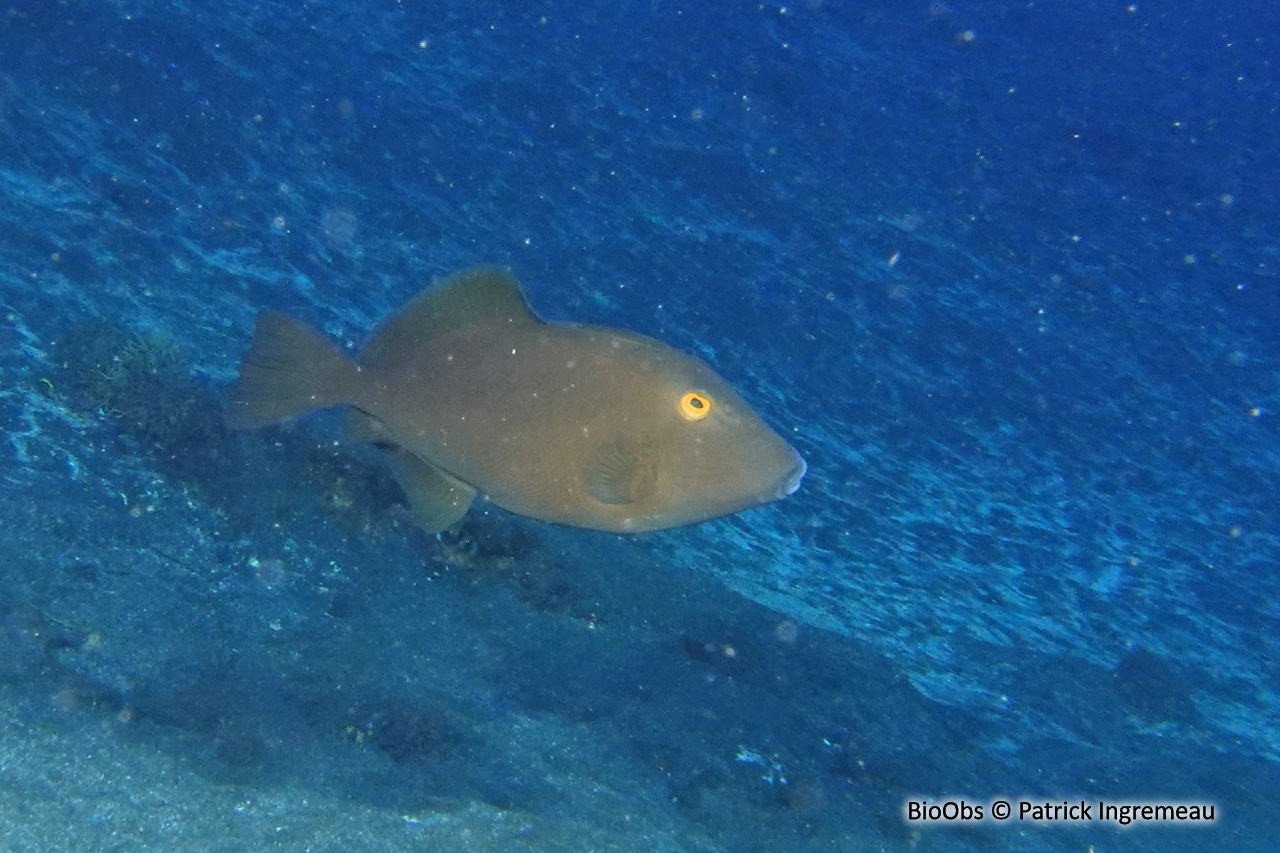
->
360, 266, 541, 369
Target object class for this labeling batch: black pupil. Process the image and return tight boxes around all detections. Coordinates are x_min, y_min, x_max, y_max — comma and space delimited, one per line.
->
690, 397, 704, 409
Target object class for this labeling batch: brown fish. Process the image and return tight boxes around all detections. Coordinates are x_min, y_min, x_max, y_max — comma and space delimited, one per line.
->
227, 266, 805, 533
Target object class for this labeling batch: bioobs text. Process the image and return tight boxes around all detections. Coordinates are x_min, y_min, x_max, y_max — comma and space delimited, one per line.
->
905, 800, 984, 822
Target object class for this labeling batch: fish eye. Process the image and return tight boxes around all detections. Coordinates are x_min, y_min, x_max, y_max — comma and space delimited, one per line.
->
678, 391, 714, 421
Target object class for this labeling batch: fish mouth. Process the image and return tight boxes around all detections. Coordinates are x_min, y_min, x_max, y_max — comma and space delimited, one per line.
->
778, 453, 807, 497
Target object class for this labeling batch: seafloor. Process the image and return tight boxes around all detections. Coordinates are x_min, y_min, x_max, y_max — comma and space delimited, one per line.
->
1, 1, 1277, 851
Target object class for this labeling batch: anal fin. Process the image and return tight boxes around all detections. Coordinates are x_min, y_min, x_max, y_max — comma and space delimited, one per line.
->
387, 450, 476, 533
343, 407, 396, 446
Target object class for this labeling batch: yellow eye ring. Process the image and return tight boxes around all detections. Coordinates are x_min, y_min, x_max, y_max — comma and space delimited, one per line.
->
678, 391, 714, 421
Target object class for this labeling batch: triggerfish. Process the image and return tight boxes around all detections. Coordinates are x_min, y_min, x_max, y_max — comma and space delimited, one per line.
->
227, 266, 805, 533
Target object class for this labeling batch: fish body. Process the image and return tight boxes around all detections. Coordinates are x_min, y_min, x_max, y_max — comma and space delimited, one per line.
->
229, 267, 805, 533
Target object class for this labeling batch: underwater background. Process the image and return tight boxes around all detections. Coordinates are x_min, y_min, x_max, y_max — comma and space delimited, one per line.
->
1, 0, 1278, 851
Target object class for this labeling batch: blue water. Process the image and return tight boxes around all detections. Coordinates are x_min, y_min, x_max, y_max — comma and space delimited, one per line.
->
1, 1, 1277, 850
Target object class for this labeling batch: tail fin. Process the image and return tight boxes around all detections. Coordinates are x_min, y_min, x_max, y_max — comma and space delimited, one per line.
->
226, 312, 362, 429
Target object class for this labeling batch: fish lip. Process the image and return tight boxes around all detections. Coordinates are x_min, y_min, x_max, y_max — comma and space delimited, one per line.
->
779, 454, 807, 497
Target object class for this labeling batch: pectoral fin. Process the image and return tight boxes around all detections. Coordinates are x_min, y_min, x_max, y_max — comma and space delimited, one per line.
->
584, 438, 657, 506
